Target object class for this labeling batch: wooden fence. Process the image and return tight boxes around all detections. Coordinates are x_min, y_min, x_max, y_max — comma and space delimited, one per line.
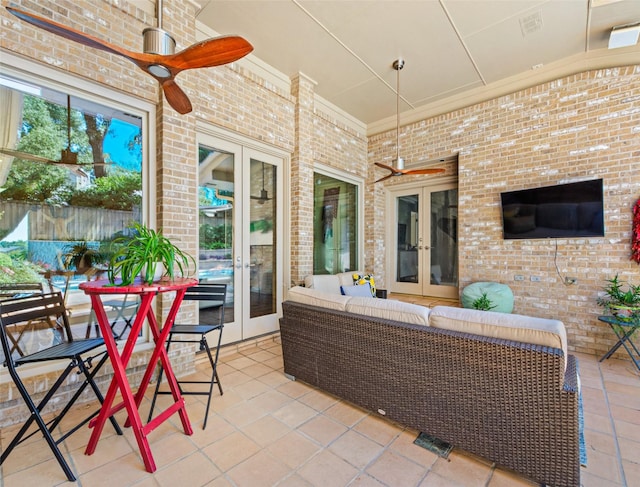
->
0, 201, 138, 241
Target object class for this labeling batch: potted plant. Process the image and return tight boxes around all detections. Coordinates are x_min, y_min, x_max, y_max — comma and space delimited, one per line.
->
597, 274, 640, 322
472, 292, 496, 311
107, 222, 195, 285
63, 241, 107, 274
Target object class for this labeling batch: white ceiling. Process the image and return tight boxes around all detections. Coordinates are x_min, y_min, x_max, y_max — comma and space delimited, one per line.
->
194, 0, 640, 130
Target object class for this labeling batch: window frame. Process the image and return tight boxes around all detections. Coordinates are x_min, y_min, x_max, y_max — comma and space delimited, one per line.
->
0, 52, 156, 378
312, 163, 364, 273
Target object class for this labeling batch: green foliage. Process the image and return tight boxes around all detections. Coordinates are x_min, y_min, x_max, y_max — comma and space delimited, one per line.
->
108, 222, 195, 285
2, 93, 141, 210
597, 274, 640, 307
0, 254, 44, 284
199, 223, 231, 250
472, 292, 496, 311
69, 170, 142, 210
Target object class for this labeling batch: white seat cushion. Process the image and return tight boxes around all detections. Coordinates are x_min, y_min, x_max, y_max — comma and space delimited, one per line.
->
429, 306, 567, 367
346, 298, 430, 326
287, 286, 351, 311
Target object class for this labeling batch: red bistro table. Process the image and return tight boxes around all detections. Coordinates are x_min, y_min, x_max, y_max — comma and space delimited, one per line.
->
79, 277, 198, 473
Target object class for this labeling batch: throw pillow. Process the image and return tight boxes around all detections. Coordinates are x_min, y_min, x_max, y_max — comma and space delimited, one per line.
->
352, 273, 376, 297
341, 283, 374, 298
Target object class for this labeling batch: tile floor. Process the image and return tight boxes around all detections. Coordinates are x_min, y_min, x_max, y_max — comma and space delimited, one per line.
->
1, 298, 639, 487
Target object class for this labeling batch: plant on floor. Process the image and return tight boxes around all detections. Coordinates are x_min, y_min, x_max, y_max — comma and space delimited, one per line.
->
597, 274, 640, 322
472, 292, 496, 311
107, 222, 195, 285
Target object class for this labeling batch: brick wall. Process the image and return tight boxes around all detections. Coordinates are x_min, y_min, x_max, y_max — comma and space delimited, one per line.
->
368, 66, 640, 358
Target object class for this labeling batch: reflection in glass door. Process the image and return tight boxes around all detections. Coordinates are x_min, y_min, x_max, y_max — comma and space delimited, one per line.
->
198, 136, 283, 344
391, 184, 458, 298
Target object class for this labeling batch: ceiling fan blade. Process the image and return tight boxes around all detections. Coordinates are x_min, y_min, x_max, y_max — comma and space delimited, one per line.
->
0, 147, 54, 164
374, 174, 395, 184
374, 162, 397, 172
404, 168, 446, 175
160, 79, 192, 114
0, 147, 110, 169
167, 36, 253, 71
6, 7, 143, 61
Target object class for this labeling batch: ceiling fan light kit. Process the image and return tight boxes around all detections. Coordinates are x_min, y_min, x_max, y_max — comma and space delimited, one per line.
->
5, 1, 253, 114
374, 59, 445, 183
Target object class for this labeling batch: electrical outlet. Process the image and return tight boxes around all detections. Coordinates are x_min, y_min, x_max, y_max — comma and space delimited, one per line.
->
514, 275, 525, 281
565, 277, 577, 285
530, 276, 541, 282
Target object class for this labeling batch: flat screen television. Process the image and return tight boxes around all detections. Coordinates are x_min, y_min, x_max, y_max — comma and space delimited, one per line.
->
500, 179, 604, 239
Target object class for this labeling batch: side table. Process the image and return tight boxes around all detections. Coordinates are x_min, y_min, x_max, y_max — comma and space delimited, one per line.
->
598, 315, 640, 372
79, 277, 198, 473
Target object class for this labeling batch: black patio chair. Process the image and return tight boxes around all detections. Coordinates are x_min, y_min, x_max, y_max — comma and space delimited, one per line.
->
0, 292, 122, 482
148, 283, 226, 429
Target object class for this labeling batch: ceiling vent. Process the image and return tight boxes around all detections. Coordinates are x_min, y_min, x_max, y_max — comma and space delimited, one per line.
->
519, 11, 544, 37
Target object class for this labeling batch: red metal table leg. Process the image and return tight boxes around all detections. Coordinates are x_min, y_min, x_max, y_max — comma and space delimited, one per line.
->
85, 293, 158, 473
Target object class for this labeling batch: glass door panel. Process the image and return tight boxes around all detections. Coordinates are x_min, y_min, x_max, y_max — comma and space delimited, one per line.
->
243, 149, 282, 338
198, 142, 239, 344
249, 158, 276, 318
396, 194, 420, 283
198, 134, 283, 344
425, 186, 458, 298
390, 183, 458, 298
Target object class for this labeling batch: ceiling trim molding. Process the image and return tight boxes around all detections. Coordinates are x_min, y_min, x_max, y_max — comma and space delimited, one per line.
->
367, 48, 640, 137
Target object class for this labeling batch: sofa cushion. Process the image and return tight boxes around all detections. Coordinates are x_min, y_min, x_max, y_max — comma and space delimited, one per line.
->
287, 286, 351, 311
304, 271, 364, 294
429, 306, 567, 363
352, 273, 376, 296
341, 283, 374, 297
304, 274, 341, 294
346, 298, 430, 326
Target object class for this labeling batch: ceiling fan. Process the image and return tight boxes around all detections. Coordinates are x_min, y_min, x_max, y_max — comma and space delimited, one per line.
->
375, 59, 445, 183
6, 0, 253, 114
251, 161, 271, 204
0, 94, 109, 171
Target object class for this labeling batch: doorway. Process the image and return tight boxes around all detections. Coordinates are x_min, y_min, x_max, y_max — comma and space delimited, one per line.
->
197, 133, 284, 344
388, 183, 458, 299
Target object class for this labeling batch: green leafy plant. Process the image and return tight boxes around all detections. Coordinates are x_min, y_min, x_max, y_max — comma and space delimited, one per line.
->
597, 275, 640, 307
472, 292, 496, 311
107, 222, 195, 285
63, 241, 107, 272
597, 274, 640, 322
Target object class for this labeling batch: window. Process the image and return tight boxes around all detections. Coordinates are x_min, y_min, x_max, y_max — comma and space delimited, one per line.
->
313, 170, 360, 274
0, 73, 144, 333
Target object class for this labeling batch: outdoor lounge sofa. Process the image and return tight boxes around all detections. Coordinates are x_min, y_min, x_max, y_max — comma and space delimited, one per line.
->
280, 284, 580, 487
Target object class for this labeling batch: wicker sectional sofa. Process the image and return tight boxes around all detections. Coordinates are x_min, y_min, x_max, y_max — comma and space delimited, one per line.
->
280, 285, 580, 487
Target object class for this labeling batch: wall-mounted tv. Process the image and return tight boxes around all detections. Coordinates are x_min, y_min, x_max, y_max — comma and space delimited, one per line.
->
500, 179, 604, 239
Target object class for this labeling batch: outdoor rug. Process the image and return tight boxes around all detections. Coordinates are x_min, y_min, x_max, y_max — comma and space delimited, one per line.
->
579, 378, 587, 466
414, 432, 453, 458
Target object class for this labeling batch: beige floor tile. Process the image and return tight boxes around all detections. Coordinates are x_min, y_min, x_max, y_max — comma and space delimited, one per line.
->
226, 450, 290, 487
78, 451, 150, 487
429, 451, 493, 486
232, 378, 272, 400
329, 430, 386, 469
272, 400, 318, 428
622, 459, 640, 485
218, 399, 267, 428
201, 431, 261, 472
298, 389, 341, 412
488, 468, 540, 486
224, 355, 258, 370
297, 449, 359, 487
614, 419, 640, 442
583, 449, 624, 484
388, 429, 439, 467
266, 431, 321, 469
617, 437, 640, 464
353, 414, 403, 446
152, 451, 221, 487
240, 415, 292, 447
324, 401, 370, 427
298, 414, 348, 446
349, 473, 387, 486
366, 449, 427, 486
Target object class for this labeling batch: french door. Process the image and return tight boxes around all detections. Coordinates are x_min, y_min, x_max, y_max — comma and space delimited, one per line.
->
197, 133, 284, 344
388, 182, 458, 299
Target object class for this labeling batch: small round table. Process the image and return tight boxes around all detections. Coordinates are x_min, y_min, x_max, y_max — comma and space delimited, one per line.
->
598, 315, 640, 372
80, 277, 198, 473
